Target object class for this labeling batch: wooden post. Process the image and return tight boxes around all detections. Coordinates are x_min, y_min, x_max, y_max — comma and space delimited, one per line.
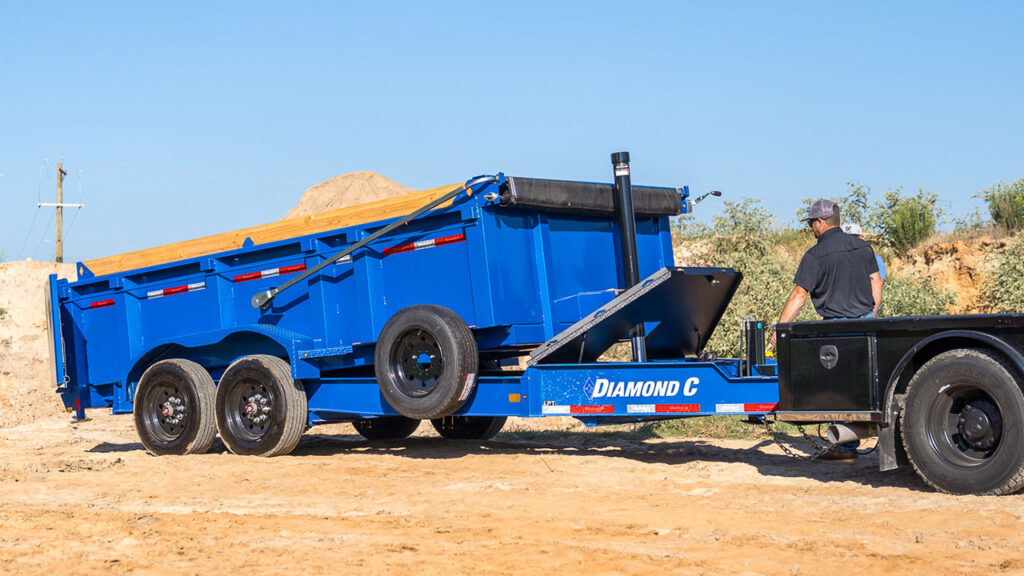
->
56, 162, 66, 263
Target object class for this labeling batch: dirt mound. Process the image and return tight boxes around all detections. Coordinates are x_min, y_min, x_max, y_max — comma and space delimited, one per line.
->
892, 236, 1008, 313
0, 260, 77, 428
284, 171, 415, 219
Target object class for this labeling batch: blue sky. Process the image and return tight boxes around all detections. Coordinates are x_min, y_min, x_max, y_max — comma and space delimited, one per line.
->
2, 1, 1022, 263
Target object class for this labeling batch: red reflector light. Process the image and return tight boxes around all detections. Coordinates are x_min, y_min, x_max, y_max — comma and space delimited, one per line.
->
90, 299, 115, 309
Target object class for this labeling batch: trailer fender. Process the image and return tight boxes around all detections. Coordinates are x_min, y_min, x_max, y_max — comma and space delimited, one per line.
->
878, 330, 1024, 471
123, 325, 315, 399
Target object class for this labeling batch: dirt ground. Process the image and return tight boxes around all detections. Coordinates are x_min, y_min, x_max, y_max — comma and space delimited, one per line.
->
1, 413, 1022, 576
3, 232, 1022, 574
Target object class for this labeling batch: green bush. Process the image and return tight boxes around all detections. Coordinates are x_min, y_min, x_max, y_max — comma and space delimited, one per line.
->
977, 178, 1024, 233
870, 188, 941, 254
979, 232, 1024, 313
950, 207, 989, 238
880, 273, 954, 317
796, 182, 873, 230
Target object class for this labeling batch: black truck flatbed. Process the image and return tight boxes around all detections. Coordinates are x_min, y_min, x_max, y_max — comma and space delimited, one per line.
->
775, 313, 1024, 495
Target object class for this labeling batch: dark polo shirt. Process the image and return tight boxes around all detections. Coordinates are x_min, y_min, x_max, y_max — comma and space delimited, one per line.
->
793, 227, 879, 320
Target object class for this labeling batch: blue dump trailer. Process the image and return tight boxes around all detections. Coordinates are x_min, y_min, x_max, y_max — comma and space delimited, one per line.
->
46, 154, 1024, 495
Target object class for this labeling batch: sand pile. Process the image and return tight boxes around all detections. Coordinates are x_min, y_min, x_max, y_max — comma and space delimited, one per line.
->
0, 260, 77, 428
285, 171, 414, 219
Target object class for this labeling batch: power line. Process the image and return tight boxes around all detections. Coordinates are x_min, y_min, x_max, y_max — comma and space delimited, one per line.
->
63, 170, 86, 243
31, 211, 56, 260
16, 207, 42, 259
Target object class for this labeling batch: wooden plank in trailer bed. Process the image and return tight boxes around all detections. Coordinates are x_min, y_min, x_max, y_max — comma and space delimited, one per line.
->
80, 182, 461, 277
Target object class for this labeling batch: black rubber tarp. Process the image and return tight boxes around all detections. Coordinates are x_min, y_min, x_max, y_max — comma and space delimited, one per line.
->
500, 176, 682, 217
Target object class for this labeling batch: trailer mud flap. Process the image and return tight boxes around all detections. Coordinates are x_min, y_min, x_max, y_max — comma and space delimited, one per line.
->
529, 267, 741, 365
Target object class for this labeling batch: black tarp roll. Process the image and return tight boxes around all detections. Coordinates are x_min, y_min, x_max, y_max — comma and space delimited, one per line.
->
499, 176, 682, 217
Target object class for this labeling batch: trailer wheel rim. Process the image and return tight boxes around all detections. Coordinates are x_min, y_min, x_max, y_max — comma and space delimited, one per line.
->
224, 377, 275, 441
390, 329, 444, 398
927, 382, 1003, 468
141, 378, 191, 443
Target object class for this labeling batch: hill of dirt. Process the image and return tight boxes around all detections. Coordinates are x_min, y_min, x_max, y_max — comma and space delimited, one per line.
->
0, 260, 77, 428
284, 171, 414, 219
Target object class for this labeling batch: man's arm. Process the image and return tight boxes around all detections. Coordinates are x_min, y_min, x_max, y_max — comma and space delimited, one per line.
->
870, 272, 883, 316
769, 285, 809, 348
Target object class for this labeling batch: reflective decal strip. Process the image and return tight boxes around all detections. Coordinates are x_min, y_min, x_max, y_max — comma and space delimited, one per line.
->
89, 299, 115, 309
146, 282, 207, 299
233, 263, 307, 283
715, 403, 744, 413
744, 403, 778, 412
655, 404, 700, 413
570, 405, 614, 414
542, 405, 570, 415
383, 232, 466, 257
628, 404, 700, 414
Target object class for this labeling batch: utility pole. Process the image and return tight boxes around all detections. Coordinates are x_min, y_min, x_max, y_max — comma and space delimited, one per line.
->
56, 162, 65, 262
38, 161, 84, 263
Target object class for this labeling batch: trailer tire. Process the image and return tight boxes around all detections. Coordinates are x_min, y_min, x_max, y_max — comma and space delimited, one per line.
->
352, 416, 421, 440
901, 348, 1024, 495
431, 416, 506, 440
375, 305, 479, 420
134, 359, 217, 456
215, 355, 307, 457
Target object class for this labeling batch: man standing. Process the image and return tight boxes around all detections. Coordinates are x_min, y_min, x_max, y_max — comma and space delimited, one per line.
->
770, 199, 880, 340
841, 222, 885, 316
769, 199, 881, 460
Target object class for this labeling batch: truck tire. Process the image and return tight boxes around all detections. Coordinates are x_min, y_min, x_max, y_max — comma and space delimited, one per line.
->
352, 416, 421, 440
374, 305, 478, 420
215, 355, 307, 457
901, 348, 1024, 495
134, 359, 217, 456
431, 416, 507, 440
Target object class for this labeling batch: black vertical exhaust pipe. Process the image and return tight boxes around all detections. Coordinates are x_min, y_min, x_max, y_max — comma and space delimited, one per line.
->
611, 151, 647, 362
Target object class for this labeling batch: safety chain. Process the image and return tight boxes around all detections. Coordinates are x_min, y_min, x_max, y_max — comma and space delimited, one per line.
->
762, 418, 834, 460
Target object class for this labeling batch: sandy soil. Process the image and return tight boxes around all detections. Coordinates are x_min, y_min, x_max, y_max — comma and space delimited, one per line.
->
0, 412, 1022, 575
4, 259, 1023, 575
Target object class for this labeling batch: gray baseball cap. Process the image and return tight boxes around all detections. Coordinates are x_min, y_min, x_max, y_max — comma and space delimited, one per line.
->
803, 198, 839, 221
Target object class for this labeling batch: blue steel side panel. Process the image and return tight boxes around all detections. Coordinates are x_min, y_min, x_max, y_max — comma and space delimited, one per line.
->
524, 361, 779, 419
304, 362, 779, 426
304, 375, 527, 423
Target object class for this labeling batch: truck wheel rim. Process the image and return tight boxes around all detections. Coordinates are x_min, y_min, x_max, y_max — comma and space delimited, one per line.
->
390, 329, 443, 398
927, 383, 1003, 467
142, 379, 191, 442
225, 377, 275, 441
